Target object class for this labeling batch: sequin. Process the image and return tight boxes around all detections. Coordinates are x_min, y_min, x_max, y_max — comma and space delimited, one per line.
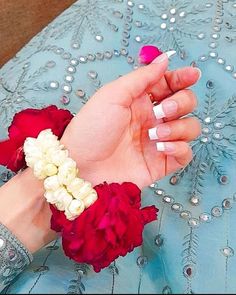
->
113, 11, 123, 18
189, 195, 201, 206
60, 95, 70, 105
62, 84, 72, 94
127, 56, 134, 64
217, 58, 225, 65
214, 122, 224, 129
160, 23, 167, 30
163, 195, 174, 204
70, 59, 79, 66
62, 53, 71, 60
127, 1, 134, 7
67, 66, 76, 74
197, 33, 205, 40
46, 61, 56, 68
211, 206, 223, 217
171, 203, 183, 212
170, 8, 176, 15
180, 210, 192, 220
8, 249, 17, 261
136, 256, 148, 267
79, 56, 88, 63
169, 175, 179, 185
87, 54, 96, 61
114, 49, 120, 56
104, 51, 113, 59
212, 33, 220, 39
138, 4, 145, 10
209, 42, 218, 49
154, 234, 164, 248
76, 89, 85, 98
95, 35, 103, 42
199, 55, 208, 62
135, 20, 142, 27
135, 35, 142, 42
200, 136, 210, 144
209, 51, 218, 58
183, 265, 195, 278
170, 17, 176, 23
88, 71, 98, 79
49, 81, 59, 89
232, 72, 236, 79
161, 13, 168, 20
225, 65, 234, 72
188, 218, 200, 228
222, 198, 233, 209
218, 175, 228, 185
221, 247, 234, 257
199, 213, 212, 223
64, 75, 74, 83
120, 48, 128, 56
204, 116, 212, 123
154, 189, 165, 196
179, 11, 186, 18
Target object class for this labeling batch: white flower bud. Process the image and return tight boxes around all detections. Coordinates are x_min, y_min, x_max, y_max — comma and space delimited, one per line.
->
33, 159, 47, 179
44, 190, 58, 204
37, 129, 60, 151
58, 158, 78, 185
65, 199, 85, 220
46, 149, 68, 166
83, 191, 98, 208
44, 163, 58, 176
67, 178, 84, 198
44, 175, 60, 191
75, 181, 93, 200
53, 187, 73, 211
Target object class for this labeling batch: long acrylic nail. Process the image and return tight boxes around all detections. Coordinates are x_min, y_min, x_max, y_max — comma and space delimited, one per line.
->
156, 142, 176, 153
153, 100, 178, 119
148, 125, 171, 140
166, 50, 176, 59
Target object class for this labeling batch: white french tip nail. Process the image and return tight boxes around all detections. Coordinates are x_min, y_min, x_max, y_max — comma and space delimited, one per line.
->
166, 50, 177, 59
156, 142, 165, 152
148, 127, 158, 140
153, 104, 165, 119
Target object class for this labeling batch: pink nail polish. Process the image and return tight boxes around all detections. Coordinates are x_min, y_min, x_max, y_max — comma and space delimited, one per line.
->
162, 100, 178, 117
157, 125, 171, 138
151, 53, 167, 64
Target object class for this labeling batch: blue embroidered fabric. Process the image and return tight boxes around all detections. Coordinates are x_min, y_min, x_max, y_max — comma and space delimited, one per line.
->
0, 0, 236, 293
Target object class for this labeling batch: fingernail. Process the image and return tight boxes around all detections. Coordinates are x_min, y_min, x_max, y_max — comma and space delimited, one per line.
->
166, 50, 177, 59
195, 68, 202, 81
156, 142, 176, 153
148, 125, 171, 140
151, 53, 167, 64
153, 100, 178, 119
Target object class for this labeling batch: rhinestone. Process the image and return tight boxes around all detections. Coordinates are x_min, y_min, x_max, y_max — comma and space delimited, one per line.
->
180, 210, 192, 220
120, 48, 128, 56
169, 26, 174, 32
55, 48, 64, 55
209, 51, 218, 58
214, 122, 224, 129
122, 39, 129, 46
222, 198, 233, 209
212, 33, 220, 39
60, 95, 70, 105
200, 136, 210, 143
211, 206, 223, 217
170, 175, 179, 185
160, 23, 167, 30
49, 81, 59, 89
87, 54, 96, 61
202, 127, 210, 134
183, 265, 195, 278
135, 35, 142, 42
127, 56, 134, 64
170, 17, 176, 23
209, 42, 218, 49
0, 237, 6, 250
197, 33, 205, 40
232, 72, 236, 79
104, 51, 113, 59
225, 36, 232, 43
171, 203, 183, 212
34, 266, 49, 274
199, 213, 212, 223
188, 218, 200, 228
62, 52, 71, 60
204, 116, 212, 123
114, 49, 120, 56
161, 13, 168, 20
88, 70, 98, 79
206, 3, 213, 7
170, 8, 176, 15
162, 286, 172, 294
76, 89, 85, 98
124, 23, 132, 30
213, 132, 222, 140
179, 11, 186, 17
225, 65, 234, 72
95, 35, 103, 42
46, 61, 56, 68
154, 234, 164, 247
154, 189, 165, 196
233, 3, 236, 8
8, 249, 17, 261
217, 58, 225, 65
64, 75, 74, 83
218, 175, 228, 184
123, 30, 130, 38
163, 196, 174, 204
225, 22, 232, 29
221, 247, 234, 257
96, 53, 104, 60
136, 256, 148, 267
149, 182, 158, 189
113, 10, 123, 18
213, 26, 221, 32
23, 62, 30, 69
67, 66, 76, 74
62, 84, 72, 93
135, 20, 142, 27
70, 58, 79, 66
190, 195, 201, 206
138, 4, 145, 10
127, 1, 134, 7
79, 56, 87, 63
71, 42, 80, 49
199, 55, 208, 62
215, 18, 223, 24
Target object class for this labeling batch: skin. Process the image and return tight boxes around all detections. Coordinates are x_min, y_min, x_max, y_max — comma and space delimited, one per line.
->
0, 53, 201, 253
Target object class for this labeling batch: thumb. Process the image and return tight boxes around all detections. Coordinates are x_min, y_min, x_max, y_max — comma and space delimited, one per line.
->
103, 52, 169, 106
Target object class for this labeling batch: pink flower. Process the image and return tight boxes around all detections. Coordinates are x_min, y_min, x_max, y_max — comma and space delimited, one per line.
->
138, 45, 163, 65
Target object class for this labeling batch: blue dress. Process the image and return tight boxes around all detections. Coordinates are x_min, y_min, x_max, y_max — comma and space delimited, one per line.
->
0, 0, 236, 293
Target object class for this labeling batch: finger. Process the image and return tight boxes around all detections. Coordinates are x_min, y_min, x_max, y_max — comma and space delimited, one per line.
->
152, 89, 197, 121
148, 117, 201, 142
148, 66, 201, 102
101, 53, 169, 106
156, 141, 193, 167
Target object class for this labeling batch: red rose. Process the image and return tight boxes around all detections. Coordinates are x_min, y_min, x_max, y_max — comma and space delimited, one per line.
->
138, 45, 163, 64
51, 182, 158, 272
0, 106, 73, 172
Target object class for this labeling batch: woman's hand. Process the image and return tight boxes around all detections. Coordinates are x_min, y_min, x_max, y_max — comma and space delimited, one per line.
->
61, 53, 201, 189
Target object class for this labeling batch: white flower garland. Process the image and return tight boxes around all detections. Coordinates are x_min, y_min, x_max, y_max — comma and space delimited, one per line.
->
23, 129, 98, 220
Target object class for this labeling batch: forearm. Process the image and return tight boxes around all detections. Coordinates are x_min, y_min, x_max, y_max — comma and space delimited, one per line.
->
0, 168, 56, 253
